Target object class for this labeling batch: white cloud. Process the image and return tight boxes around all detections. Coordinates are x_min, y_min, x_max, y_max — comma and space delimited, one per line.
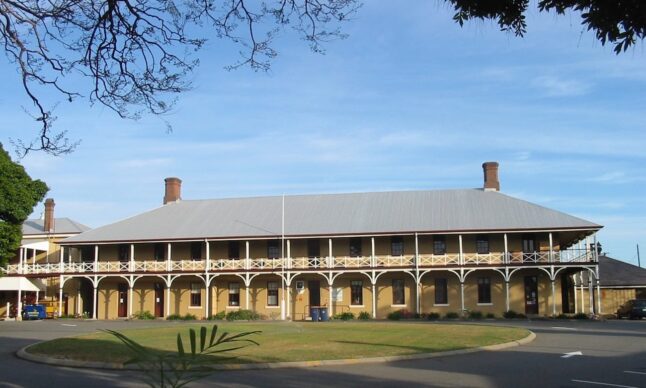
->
531, 75, 592, 97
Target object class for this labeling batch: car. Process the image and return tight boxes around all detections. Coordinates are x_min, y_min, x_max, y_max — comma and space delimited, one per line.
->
616, 299, 646, 320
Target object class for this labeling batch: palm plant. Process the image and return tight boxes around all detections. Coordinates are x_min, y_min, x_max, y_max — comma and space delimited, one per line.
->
104, 325, 259, 388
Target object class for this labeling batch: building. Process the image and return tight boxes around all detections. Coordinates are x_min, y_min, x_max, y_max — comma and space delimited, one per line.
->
575, 255, 646, 316
3, 162, 603, 319
0, 199, 90, 318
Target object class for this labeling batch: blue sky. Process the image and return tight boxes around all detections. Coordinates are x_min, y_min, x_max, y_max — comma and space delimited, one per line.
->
1, 2, 645, 265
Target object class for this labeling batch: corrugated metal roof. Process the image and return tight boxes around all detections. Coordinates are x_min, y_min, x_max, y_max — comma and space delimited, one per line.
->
586, 255, 646, 287
22, 218, 91, 236
62, 189, 600, 244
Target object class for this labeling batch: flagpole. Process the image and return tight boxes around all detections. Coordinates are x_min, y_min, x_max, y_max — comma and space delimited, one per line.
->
281, 194, 286, 320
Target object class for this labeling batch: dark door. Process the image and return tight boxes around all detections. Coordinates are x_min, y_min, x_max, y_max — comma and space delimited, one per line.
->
63, 294, 69, 316
80, 279, 94, 317
524, 276, 538, 315
308, 281, 320, 307
118, 284, 128, 318
154, 283, 165, 317
561, 275, 574, 313
307, 240, 321, 267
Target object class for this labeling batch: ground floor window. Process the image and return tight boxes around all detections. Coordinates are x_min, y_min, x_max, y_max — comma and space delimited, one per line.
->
392, 279, 405, 305
229, 282, 240, 306
190, 283, 201, 307
267, 281, 278, 306
435, 278, 448, 304
478, 277, 491, 304
351, 280, 363, 305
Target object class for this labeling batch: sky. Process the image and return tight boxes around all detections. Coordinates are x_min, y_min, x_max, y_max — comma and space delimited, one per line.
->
1, 2, 645, 265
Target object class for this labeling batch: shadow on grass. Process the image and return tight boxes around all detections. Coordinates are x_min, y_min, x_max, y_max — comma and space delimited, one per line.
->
27, 337, 249, 365
331, 340, 465, 354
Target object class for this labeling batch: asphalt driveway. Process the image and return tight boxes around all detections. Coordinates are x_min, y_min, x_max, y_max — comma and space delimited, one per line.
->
1, 319, 644, 388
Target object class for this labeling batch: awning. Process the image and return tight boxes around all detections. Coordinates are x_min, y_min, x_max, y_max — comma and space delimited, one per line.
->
0, 277, 46, 292
20, 240, 49, 252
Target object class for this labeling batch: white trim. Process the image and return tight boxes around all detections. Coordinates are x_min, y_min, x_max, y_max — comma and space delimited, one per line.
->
433, 303, 450, 307
265, 306, 280, 309
391, 304, 407, 308
188, 306, 202, 309
477, 303, 494, 306
225, 306, 240, 309
349, 305, 365, 308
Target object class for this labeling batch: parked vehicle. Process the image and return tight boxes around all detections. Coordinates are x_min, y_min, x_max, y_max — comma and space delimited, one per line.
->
616, 299, 646, 319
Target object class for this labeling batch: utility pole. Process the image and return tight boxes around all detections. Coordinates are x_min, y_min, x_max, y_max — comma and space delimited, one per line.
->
638, 244, 641, 268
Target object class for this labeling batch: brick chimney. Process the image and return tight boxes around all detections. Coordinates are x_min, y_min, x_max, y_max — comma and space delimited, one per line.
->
44, 198, 55, 233
163, 177, 182, 204
482, 162, 500, 191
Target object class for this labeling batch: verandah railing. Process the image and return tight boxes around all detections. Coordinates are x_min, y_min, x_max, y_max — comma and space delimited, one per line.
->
4, 248, 593, 275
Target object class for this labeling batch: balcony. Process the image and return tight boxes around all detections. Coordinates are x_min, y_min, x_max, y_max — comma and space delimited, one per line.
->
3, 248, 593, 276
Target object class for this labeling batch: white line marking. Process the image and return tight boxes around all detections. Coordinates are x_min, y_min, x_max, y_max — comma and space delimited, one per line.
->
562, 351, 583, 358
551, 326, 578, 331
624, 371, 646, 375
571, 379, 638, 388
61, 324, 77, 327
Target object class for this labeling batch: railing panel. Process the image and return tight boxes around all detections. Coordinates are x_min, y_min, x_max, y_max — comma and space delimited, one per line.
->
211, 259, 245, 271
333, 256, 371, 268
248, 258, 284, 270
418, 254, 460, 266
462, 253, 505, 265
375, 255, 415, 267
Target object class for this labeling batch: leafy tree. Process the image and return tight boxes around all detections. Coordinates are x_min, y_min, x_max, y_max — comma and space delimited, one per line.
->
1, 0, 359, 156
449, 1, 646, 54
0, 143, 48, 266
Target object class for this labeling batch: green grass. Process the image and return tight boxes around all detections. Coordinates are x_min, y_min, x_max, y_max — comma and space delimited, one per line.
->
28, 322, 529, 364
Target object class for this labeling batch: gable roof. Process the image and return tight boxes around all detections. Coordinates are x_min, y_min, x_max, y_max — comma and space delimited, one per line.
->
596, 255, 646, 287
22, 217, 91, 236
62, 189, 600, 244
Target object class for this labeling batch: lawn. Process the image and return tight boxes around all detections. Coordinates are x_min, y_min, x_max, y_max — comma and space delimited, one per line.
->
27, 321, 529, 365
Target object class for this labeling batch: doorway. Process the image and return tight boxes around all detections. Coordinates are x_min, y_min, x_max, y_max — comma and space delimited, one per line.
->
308, 281, 320, 307
118, 284, 128, 318
154, 283, 165, 317
79, 278, 94, 317
62, 294, 69, 316
524, 276, 538, 315
561, 275, 575, 313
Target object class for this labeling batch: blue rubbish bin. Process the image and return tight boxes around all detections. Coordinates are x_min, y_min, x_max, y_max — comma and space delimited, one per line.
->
310, 307, 320, 321
319, 307, 329, 321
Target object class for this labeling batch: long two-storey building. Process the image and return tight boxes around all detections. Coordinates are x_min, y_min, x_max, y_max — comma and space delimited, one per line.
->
4, 162, 603, 319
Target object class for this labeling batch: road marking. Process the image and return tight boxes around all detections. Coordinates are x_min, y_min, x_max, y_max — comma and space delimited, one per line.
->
571, 380, 637, 388
562, 351, 583, 358
624, 371, 646, 375
552, 326, 578, 331
61, 324, 77, 327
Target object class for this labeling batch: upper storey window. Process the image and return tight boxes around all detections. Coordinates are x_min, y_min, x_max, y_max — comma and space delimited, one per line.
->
154, 243, 165, 261
190, 242, 202, 260
267, 240, 280, 259
391, 236, 404, 256
433, 236, 446, 255
522, 235, 537, 253
307, 239, 320, 258
118, 244, 129, 261
476, 235, 489, 254
228, 241, 240, 259
349, 238, 362, 257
